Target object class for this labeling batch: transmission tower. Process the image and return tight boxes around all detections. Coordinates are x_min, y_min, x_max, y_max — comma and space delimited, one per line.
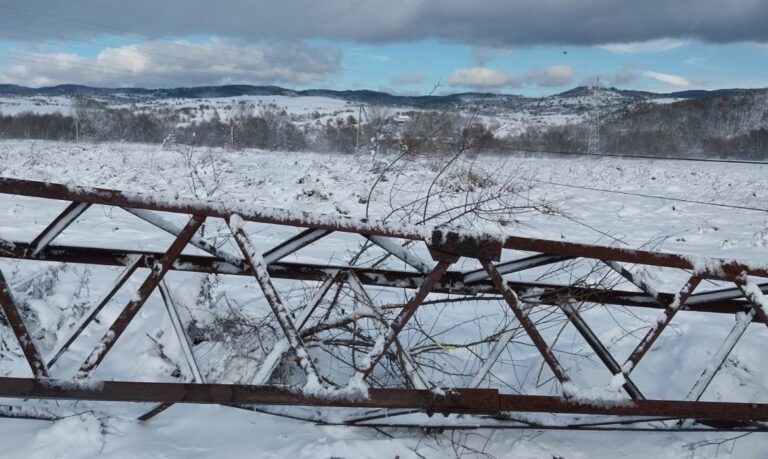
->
587, 77, 602, 155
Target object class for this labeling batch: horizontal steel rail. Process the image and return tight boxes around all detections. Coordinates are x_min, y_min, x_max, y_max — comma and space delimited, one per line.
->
1, 177, 766, 279
0, 241, 760, 320
2, 377, 768, 423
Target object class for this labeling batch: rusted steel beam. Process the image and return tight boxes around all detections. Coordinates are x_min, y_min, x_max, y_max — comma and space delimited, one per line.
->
124, 207, 247, 272
0, 377, 489, 414
3, 377, 768, 422
263, 228, 333, 264
683, 276, 768, 411
677, 307, 757, 430
140, 283, 204, 423
0, 238, 16, 257
0, 404, 60, 421
228, 215, 321, 385
0, 241, 762, 320
30, 202, 90, 256
47, 256, 143, 368
137, 402, 173, 422
430, 230, 502, 261
77, 215, 205, 377
558, 301, 644, 399
604, 260, 662, 303
687, 283, 768, 306
623, 276, 702, 373
0, 176, 429, 240
158, 280, 203, 382
358, 261, 452, 379
463, 253, 573, 284
501, 235, 768, 280
480, 259, 570, 385
0, 271, 48, 378
252, 274, 338, 386
736, 274, 768, 326
677, 278, 768, 430
346, 271, 430, 389
469, 327, 517, 388
365, 236, 433, 274
2, 177, 765, 279
685, 309, 754, 403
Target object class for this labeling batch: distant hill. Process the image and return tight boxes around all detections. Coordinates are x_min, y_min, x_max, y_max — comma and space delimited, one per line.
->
0, 83, 510, 108
553, 85, 749, 100
1, 83, 756, 108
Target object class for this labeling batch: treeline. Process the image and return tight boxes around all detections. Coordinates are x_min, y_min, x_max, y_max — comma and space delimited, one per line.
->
509, 90, 768, 159
0, 100, 502, 155
4, 91, 765, 159
510, 123, 768, 160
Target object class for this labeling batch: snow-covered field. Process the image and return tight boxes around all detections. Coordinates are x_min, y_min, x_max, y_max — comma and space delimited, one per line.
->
0, 96, 75, 116
1, 140, 768, 458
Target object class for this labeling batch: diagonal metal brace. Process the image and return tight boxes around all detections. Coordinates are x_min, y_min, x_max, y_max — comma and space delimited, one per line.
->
77, 215, 205, 377
0, 270, 48, 378
227, 214, 321, 385
480, 259, 571, 386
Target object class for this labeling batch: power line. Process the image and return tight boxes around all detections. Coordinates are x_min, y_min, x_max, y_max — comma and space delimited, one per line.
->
0, 3, 145, 39
532, 178, 768, 213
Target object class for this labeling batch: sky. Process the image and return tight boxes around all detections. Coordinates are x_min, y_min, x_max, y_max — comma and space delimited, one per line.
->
0, 1, 766, 96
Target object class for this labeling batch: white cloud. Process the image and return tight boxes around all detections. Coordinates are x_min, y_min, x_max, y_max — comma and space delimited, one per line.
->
601, 39, 690, 54
4, 1, 768, 48
448, 67, 521, 89
526, 64, 574, 87
0, 39, 341, 87
643, 70, 691, 86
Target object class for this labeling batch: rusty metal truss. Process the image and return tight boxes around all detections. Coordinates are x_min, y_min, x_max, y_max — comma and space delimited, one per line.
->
1, 176, 768, 432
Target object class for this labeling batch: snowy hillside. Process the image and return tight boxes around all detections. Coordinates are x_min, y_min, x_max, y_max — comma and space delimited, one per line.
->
0, 85, 651, 136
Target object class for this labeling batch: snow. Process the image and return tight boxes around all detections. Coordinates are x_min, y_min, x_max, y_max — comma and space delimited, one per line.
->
25, 414, 104, 459
562, 375, 633, 406
0, 96, 74, 116
741, 278, 768, 310
1, 138, 768, 457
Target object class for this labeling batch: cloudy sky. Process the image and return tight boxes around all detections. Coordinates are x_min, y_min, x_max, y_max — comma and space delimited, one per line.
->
0, 1, 767, 95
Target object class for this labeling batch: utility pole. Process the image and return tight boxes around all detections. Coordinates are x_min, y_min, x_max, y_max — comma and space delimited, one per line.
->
587, 77, 601, 155
356, 104, 363, 152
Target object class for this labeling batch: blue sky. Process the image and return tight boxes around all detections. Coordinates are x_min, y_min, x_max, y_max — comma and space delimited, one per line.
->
335, 39, 768, 95
0, 1, 767, 95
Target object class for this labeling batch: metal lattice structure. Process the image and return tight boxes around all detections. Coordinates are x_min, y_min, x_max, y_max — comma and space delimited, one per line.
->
1, 176, 768, 431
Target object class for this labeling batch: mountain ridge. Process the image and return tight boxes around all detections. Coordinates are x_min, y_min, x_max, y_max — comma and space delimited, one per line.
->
0, 83, 759, 106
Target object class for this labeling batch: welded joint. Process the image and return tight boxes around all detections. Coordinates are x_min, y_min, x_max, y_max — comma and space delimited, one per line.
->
430, 229, 502, 261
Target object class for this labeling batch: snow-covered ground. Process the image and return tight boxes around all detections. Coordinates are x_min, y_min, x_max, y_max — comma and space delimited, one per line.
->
0, 96, 74, 116
1, 140, 767, 458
